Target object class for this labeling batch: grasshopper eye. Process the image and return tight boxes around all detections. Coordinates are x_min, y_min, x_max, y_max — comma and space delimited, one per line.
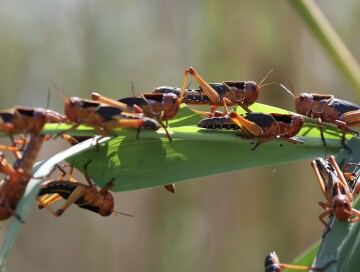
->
245, 82, 257, 92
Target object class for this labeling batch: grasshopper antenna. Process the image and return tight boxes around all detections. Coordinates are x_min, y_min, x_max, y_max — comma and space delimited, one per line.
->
288, 78, 297, 97
51, 81, 67, 102
131, 81, 135, 97
259, 81, 276, 89
46, 87, 51, 110
288, 79, 298, 97
258, 68, 274, 87
279, 84, 296, 99
113, 211, 134, 217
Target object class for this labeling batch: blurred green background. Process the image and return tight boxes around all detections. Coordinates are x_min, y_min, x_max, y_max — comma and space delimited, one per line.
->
0, 0, 359, 271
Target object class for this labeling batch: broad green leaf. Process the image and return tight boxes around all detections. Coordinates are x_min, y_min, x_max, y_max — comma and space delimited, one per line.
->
65, 104, 349, 191
38, 103, 351, 191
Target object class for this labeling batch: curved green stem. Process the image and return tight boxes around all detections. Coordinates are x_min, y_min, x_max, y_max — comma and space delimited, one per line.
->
290, 0, 360, 97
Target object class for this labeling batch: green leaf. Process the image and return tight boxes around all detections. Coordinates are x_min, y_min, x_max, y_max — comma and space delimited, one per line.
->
66, 103, 348, 191
38, 103, 351, 191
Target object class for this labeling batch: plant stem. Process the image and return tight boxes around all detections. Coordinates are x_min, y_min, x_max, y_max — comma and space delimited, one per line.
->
290, 0, 360, 98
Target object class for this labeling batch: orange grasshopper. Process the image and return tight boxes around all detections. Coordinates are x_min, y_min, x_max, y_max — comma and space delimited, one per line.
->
198, 111, 304, 150
153, 67, 273, 116
0, 106, 67, 158
0, 153, 32, 221
64, 96, 160, 136
0, 107, 67, 137
0, 109, 48, 221
91, 92, 181, 141
311, 155, 360, 233
281, 84, 360, 149
265, 251, 335, 271
37, 162, 127, 217
38, 162, 134, 217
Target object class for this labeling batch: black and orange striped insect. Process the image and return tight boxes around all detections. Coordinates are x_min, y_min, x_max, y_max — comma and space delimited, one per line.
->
311, 156, 360, 233
281, 84, 360, 149
0, 129, 47, 220
198, 111, 304, 150
64, 96, 160, 137
153, 67, 273, 115
91, 92, 181, 141
0, 106, 67, 158
38, 161, 132, 217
